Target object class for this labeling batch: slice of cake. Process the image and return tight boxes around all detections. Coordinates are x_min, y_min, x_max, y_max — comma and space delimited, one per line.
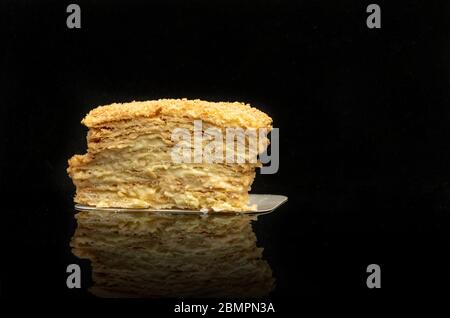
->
67, 99, 272, 211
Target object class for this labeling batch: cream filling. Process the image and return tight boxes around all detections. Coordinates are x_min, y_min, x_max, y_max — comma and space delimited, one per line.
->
69, 119, 265, 210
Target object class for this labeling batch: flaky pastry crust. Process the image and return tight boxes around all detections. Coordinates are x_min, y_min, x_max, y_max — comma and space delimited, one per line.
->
82, 98, 272, 129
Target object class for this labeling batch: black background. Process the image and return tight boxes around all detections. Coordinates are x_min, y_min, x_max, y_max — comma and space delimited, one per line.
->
1, 0, 450, 311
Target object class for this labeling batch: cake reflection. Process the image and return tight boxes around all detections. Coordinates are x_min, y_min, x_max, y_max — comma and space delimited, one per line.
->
70, 211, 274, 298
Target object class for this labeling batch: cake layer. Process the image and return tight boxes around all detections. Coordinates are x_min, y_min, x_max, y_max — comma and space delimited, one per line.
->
74, 187, 251, 210
82, 99, 272, 129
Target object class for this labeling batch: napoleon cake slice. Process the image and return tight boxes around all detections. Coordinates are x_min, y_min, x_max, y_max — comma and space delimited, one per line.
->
67, 99, 272, 211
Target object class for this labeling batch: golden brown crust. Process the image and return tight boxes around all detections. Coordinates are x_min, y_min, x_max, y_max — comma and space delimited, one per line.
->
68, 98, 271, 211
82, 99, 272, 129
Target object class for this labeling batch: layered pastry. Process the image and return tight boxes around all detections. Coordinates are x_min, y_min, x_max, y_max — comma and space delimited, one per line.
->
71, 211, 274, 297
67, 99, 272, 211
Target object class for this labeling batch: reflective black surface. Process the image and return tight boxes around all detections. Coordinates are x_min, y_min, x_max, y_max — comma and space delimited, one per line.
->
71, 211, 274, 298
2, 0, 450, 309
